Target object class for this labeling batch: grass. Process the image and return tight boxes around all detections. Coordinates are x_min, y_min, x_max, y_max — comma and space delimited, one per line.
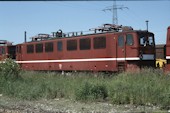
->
108, 69, 170, 107
0, 68, 170, 110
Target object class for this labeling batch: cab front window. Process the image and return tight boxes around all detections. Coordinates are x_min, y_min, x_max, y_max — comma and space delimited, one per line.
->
148, 36, 154, 45
139, 33, 154, 46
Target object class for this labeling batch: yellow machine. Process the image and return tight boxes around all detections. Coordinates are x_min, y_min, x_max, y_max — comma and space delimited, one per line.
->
156, 59, 166, 68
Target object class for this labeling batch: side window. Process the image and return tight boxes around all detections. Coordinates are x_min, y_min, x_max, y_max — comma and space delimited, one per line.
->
80, 38, 91, 50
2, 47, 5, 54
57, 41, 63, 51
67, 40, 77, 51
118, 35, 124, 47
17, 45, 21, 53
8, 46, 16, 54
0, 47, 5, 54
36, 43, 43, 53
27, 44, 34, 53
45, 42, 53, 52
126, 34, 134, 46
0, 48, 2, 54
93, 36, 106, 49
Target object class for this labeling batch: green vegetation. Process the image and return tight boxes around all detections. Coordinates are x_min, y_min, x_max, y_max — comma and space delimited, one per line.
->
0, 61, 169, 110
75, 81, 108, 101
0, 58, 21, 80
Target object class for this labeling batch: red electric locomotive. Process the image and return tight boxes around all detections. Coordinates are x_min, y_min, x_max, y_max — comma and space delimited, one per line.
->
165, 26, 170, 71
16, 24, 156, 72
0, 40, 16, 60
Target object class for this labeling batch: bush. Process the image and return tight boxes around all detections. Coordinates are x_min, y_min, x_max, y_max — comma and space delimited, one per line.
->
0, 58, 21, 80
75, 81, 108, 101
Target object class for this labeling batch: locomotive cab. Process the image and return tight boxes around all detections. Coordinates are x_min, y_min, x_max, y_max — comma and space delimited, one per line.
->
138, 31, 155, 67
121, 31, 155, 71
0, 40, 16, 60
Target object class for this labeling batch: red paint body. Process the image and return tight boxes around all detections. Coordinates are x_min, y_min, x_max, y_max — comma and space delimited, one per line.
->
165, 26, 170, 70
16, 29, 156, 72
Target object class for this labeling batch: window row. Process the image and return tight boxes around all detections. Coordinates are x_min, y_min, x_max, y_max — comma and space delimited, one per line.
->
118, 34, 134, 47
27, 37, 106, 53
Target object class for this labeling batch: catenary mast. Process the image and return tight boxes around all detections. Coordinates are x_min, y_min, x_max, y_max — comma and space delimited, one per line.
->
103, 0, 128, 25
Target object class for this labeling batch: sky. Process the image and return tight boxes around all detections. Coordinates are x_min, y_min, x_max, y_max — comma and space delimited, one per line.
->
0, 1, 170, 45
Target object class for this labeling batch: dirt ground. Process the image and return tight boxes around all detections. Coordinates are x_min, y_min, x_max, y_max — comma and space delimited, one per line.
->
0, 95, 167, 113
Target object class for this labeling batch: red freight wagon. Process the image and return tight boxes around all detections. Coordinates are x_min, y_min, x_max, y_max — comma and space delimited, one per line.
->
0, 40, 16, 60
16, 24, 155, 72
165, 26, 170, 70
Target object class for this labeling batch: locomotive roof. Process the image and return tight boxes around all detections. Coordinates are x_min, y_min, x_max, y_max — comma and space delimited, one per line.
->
0, 40, 13, 46
21, 30, 153, 45
21, 24, 154, 45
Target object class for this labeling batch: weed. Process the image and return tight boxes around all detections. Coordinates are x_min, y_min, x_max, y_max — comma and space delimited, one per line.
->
0, 58, 21, 80
0, 69, 169, 110
75, 81, 108, 101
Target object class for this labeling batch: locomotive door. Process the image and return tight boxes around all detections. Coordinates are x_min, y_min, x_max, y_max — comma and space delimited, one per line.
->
17, 45, 22, 61
117, 35, 126, 71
